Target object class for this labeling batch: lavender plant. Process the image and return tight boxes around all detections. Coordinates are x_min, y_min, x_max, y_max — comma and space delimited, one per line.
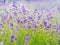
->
0, 0, 60, 45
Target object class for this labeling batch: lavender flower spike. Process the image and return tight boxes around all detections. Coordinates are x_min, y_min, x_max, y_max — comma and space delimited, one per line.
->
11, 34, 15, 39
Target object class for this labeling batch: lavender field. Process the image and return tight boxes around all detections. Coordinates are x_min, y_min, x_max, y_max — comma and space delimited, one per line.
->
0, 0, 60, 45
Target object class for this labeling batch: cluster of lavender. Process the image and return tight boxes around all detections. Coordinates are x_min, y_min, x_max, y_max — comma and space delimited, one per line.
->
0, 1, 60, 44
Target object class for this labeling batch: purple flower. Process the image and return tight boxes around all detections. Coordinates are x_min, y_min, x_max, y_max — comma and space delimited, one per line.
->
28, 25, 31, 29
16, 26, 20, 30
10, 39, 14, 42
0, 23, 4, 29
1, 0, 5, 3
24, 19, 27, 23
12, 2, 17, 10
17, 20, 20, 24
43, 21, 47, 26
45, 24, 51, 30
26, 35, 30, 41
21, 21, 23, 24
15, 37, 17, 40
21, 6, 26, 12
28, 16, 32, 19
47, 26, 50, 28
33, 23, 37, 28
38, 16, 40, 19
2, 16, 7, 20
11, 34, 15, 39
13, 1, 16, 5
57, 6, 60, 13
10, 15, 12, 19
47, 16, 53, 21
10, 23, 13, 27
14, 12, 17, 16
11, 34, 17, 42
26, 37, 30, 41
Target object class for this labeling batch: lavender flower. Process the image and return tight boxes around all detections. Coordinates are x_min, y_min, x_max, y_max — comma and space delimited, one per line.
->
10, 34, 17, 42
38, 15, 40, 19
21, 6, 26, 12
13, 1, 16, 5
24, 19, 27, 23
2, 15, 7, 20
47, 17, 53, 21
10, 23, 13, 27
15, 37, 17, 40
28, 25, 31, 30
25, 34, 30, 44
28, 16, 32, 19
11, 34, 15, 39
16, 26, 20, 30
45, 24, 51, 30
26, 36, 30, 41
10, 39, 14, 42
12, 1, 17, 10
33, 23, 37, 29
14, 12, 17, 16
10, 15, 12, 19
21, 21, 23, 24
17, 20, 20, 24
0, 23, 4, 29
43, 21, 47, 26
46, 26, 50, 28
57, 6, 60, 13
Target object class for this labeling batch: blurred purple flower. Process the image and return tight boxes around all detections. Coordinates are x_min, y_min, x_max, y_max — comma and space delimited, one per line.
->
2, 15, 7, 20
26, 36, 30, 41
43, 21, 47, 26
45, 24, 51, 30
13, 1, 17, 7
14, 12, 17, 16
38, 15, 40, 19
21, 21, 23, 24
0, 23, 4, 29
12, 2, 17, 10
24, 19, 27, 23
28, 25, 31, 30
23, 12, 26, 15
26, 34, 30, 41
47, 26, 50, 28
10, 23, 13, 27
47, 16, 53, 21
15, 37, 17, 40
33, 23, 37, 28
10, 15, 12, 19
11, 34, 17, 42
10, 39, 14, 42
11, 34, 15, 39
16, 26, 20, 30
57, 6, 60, 13
21, 6, 26, 12
13, 1, 16, 5
28, 16, 32, 19
17, 19, 20, 24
